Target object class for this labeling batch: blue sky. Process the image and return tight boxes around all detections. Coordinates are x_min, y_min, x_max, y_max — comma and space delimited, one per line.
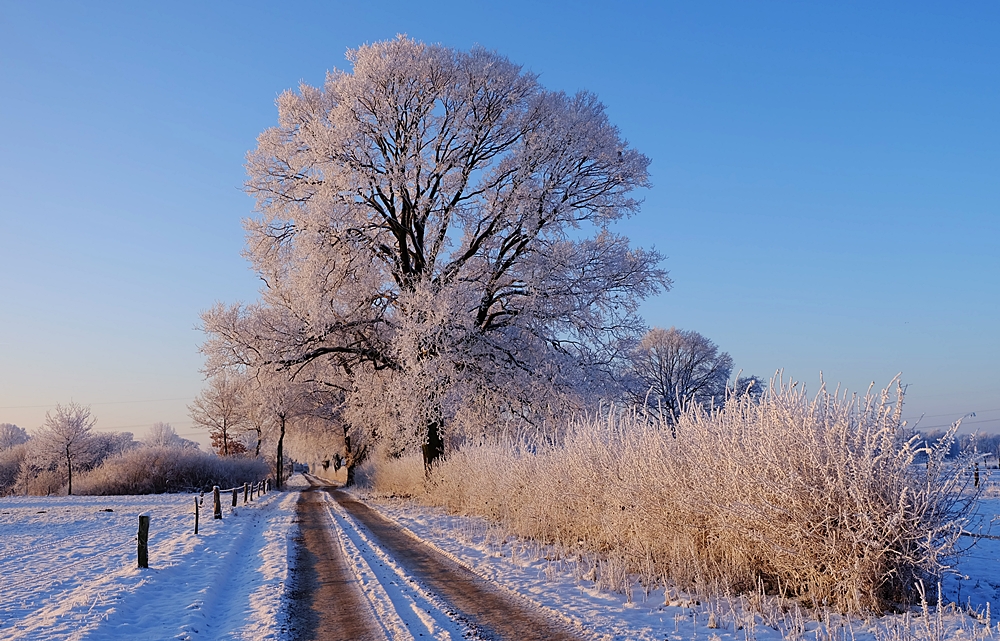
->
1, 1, 997, 445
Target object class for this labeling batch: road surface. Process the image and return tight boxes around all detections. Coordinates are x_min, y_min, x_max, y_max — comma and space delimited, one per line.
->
287, 476, 582, 641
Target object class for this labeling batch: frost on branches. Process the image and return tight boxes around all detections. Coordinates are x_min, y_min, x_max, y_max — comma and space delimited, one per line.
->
201, 36, 669, 474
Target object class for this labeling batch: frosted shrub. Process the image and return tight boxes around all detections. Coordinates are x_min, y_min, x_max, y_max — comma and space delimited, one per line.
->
357, 453, 428, 497
402, 378, 975, 613
74, 446, 270, 495
0, 444, 27, 495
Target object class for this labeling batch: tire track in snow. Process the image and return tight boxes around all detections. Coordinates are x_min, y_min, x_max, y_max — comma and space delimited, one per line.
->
318, 488, 474, 640
286, 488, 386, 641
324, 484, 583, 641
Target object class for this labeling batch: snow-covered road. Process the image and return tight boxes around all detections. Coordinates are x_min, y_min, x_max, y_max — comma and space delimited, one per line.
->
312, 481, 581, 640
316, 487, 474, 640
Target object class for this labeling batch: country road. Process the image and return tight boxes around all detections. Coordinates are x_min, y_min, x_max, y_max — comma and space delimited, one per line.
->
288, 476, 583, 641
286, 485, 385, 640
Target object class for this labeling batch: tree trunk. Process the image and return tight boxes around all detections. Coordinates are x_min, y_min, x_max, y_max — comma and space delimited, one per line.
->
276, 415, 286, 490
344, 440, 355, 487
342, 428, 361, 487
66, 454, 73, 496
421, 418, 444, 476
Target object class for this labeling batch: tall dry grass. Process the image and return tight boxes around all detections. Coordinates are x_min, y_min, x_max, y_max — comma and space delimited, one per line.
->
368, 378, 977, 613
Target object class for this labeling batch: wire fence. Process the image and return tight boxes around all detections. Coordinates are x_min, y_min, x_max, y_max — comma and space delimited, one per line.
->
193, 479, 272, 534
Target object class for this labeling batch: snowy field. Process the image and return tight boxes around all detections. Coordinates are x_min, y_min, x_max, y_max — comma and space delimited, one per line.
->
0, 486, 297, 640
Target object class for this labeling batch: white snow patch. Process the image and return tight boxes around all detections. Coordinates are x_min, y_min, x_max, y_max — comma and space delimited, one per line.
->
0, 483, 300, 640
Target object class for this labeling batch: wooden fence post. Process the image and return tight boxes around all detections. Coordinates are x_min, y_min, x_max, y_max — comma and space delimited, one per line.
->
232, 487, 238, 507
243, 482, 248, 505
213, 486, 222, 519
194, 496, 199, 535
137, 514, 150, 569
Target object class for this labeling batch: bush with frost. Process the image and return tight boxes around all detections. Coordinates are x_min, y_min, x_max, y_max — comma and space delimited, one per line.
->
74, 446, 270, 495
0, 444, 27, 495
376, 378, 976, 613
356, 452, 426, 497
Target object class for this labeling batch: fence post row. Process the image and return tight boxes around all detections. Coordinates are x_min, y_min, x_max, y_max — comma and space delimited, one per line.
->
193, 480, 268, 532
137, 514, 150, 569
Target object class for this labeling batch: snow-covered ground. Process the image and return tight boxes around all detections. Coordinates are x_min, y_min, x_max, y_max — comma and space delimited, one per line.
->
4, 475, 1000, 641
0, 484, 298, 640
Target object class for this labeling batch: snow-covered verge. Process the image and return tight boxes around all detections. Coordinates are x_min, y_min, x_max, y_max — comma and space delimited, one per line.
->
359, 492, 1000, 641
0, 484, 299, 640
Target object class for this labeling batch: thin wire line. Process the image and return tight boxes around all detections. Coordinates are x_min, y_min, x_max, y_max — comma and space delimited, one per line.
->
904, 407, 1000, 421
915, 418, 1000, 430
0, 397, 194, 410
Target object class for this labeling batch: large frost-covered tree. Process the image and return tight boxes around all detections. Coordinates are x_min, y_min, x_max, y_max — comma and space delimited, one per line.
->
202, 36, 668, 471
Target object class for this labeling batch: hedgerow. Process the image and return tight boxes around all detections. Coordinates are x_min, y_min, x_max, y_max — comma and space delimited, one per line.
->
368, 378, 976, 613
74, 446, 269, 495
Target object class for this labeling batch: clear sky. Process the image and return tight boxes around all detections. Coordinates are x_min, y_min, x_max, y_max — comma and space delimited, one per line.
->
1, 1, 997, 447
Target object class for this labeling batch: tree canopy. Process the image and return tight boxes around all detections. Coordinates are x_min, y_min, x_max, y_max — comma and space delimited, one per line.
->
32, 402, 97, 495
202, 36, 669, 471
627, 327, 734, 425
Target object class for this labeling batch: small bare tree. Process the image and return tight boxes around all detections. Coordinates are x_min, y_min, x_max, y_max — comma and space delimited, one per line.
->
33, 403, 97, 495
190, 370, 246, 456
628, 327, 733, 425
250, 370, 305, 489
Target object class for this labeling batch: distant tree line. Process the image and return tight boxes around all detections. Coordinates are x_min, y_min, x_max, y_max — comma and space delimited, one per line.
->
916, 429, 1000, 462
0, 408, 202, 496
